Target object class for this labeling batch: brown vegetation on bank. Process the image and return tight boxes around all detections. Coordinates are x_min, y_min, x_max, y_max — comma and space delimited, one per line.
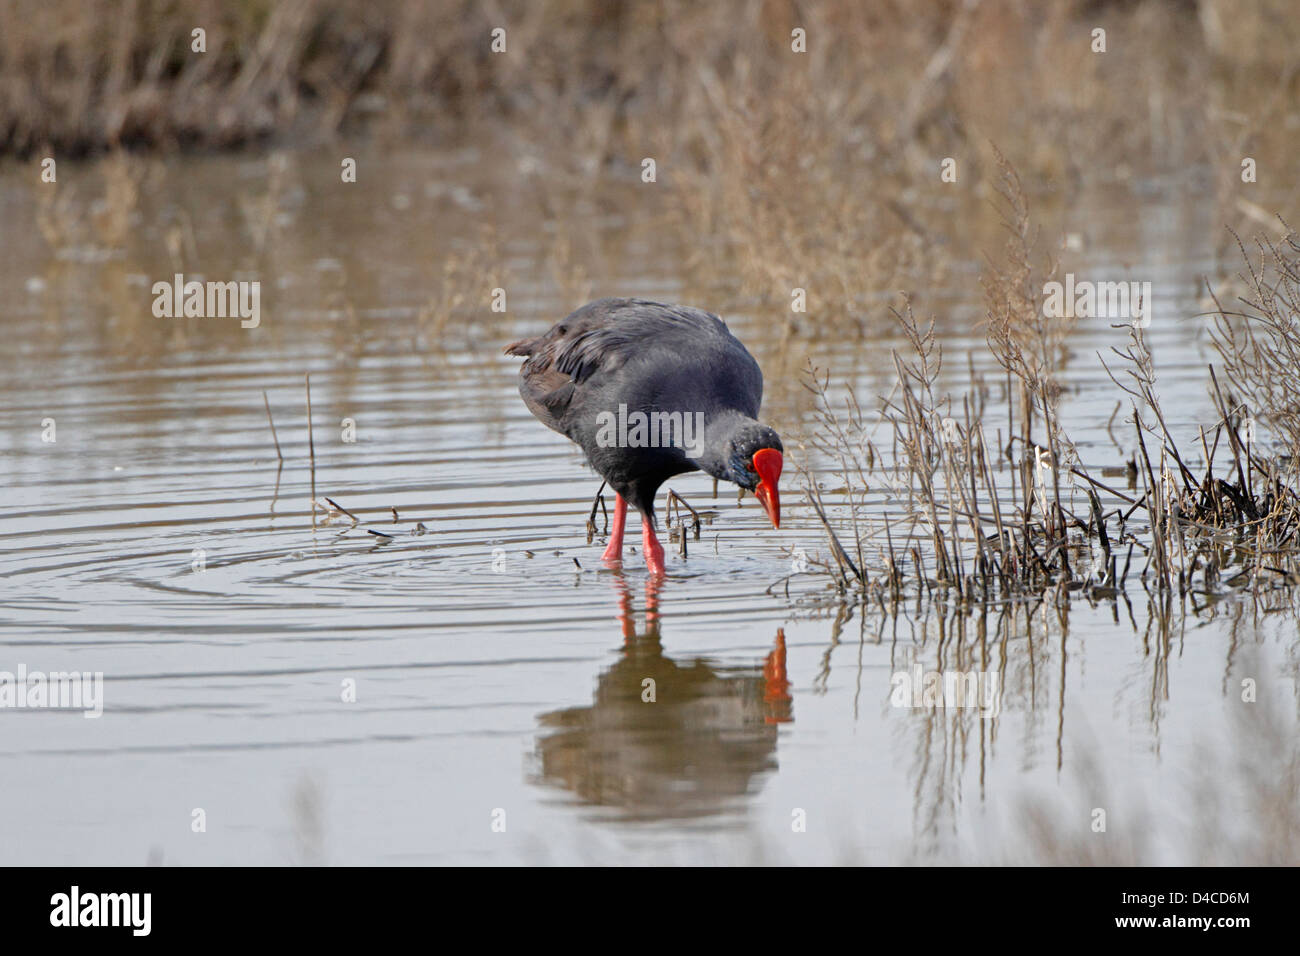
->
9, 1, 1299, 333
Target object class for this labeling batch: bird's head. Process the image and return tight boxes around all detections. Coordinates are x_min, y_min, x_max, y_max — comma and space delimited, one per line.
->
724, 423, 784, 529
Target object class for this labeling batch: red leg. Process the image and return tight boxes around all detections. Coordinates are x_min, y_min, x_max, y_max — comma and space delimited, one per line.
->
615, 578, 635, 640
642, 519, 666, 576
763, 627, 793, 724
601, 493, 627, 563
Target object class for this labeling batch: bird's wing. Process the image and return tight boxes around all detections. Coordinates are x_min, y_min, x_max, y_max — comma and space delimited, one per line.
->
504, 299, 736, 434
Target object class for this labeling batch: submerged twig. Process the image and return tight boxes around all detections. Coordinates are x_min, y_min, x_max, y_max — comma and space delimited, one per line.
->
263, 389, 282, 461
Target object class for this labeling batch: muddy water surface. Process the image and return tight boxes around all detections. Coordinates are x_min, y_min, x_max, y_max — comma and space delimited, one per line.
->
0, 148, 1295, 864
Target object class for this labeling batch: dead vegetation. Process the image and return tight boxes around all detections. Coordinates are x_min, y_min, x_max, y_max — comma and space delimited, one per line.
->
1209, 223, 1300, 459
797, 153, 1300, 607
5, 1, 1294, 181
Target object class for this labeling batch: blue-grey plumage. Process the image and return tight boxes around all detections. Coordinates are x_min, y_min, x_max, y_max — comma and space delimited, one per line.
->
505, 298, 784, 575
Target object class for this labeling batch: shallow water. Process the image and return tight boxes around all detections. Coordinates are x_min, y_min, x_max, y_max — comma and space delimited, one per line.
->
0, 147, 1296, 864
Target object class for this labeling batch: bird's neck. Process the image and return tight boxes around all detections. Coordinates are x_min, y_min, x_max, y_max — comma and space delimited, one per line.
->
694, 411, 758, 480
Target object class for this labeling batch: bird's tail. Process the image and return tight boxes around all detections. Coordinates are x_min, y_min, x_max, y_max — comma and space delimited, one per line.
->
503, 337, 537, 357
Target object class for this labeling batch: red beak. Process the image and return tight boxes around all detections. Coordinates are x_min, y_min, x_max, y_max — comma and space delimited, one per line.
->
752, 448, 783, 529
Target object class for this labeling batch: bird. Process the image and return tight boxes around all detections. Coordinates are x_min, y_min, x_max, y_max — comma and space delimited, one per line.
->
505, 297, 783, 575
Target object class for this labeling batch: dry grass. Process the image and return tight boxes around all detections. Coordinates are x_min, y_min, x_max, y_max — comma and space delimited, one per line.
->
1210, 223, 1300, 458
4, 3, 1295, 173
796, 154, 1300, 605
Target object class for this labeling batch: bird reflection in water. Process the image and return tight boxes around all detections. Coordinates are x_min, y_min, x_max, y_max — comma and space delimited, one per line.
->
531, 573, 792, 821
